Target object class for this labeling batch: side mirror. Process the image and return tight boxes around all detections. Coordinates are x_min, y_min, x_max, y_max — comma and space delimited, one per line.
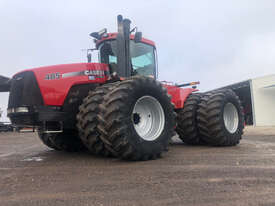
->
87, 52, 92, 63
90, 32, 100, 39
134, 32, 142, 43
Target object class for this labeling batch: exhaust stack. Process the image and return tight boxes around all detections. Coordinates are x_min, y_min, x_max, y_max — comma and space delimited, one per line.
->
116, 15, 131, 77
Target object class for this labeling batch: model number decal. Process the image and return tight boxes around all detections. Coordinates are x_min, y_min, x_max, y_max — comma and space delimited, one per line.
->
45, 73, 61, 80
45, 70, 106, 80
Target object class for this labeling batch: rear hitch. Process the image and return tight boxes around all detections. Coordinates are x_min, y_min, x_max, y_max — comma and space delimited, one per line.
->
42, 121, 63, 134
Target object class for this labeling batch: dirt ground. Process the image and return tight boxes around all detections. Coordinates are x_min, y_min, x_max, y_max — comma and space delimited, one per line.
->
1, 127, 275, 206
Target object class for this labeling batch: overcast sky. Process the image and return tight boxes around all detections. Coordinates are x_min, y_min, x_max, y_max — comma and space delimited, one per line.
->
0, 0, 275, 121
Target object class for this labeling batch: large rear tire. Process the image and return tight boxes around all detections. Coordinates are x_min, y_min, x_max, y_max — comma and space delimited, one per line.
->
176, 93, 203, 145
38, 130, 85, 152
198, 90, 244, 146
97, 76, 176, 161
197, 93, 212, 140
76, 83, 117, 156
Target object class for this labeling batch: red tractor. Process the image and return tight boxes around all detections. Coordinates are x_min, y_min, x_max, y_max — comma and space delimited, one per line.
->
0, 15, 244, 160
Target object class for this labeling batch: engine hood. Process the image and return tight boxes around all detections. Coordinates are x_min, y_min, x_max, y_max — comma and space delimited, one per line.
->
11, 63, 110, 106
14, 63, 109, 78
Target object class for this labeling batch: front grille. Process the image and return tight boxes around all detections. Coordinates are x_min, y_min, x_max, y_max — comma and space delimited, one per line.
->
8, 71, 44, 109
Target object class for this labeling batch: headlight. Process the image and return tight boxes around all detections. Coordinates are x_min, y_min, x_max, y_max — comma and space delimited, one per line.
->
7, 107, 29, 114
15, 107, 29, 113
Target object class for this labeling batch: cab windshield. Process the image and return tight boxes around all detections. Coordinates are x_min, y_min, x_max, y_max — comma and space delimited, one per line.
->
99, 40, 156, 78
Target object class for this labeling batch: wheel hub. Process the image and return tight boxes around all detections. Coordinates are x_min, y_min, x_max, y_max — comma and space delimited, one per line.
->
132, 96, 165, 141
133, 113, 141, 124
223, 102, 239, 133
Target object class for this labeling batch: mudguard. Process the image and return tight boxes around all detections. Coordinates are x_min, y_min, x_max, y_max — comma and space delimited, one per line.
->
164, 84, 198, 109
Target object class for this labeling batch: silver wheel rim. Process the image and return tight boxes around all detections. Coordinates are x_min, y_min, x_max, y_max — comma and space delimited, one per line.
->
132, 96, 165, 141
223, 103, 239, 133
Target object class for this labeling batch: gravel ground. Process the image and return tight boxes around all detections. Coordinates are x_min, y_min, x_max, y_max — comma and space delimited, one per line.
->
1, 126, 275, 206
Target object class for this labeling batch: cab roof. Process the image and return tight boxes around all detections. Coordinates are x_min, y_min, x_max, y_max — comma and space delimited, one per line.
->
96, 32, 156, 48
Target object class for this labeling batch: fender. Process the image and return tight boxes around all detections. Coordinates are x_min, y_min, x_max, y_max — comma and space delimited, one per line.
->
62, 83, 99, 129
164, 84, 198, 109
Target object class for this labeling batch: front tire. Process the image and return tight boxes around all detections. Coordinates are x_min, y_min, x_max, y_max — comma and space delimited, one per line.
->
97, 76, 176, 161
76, 83, 117, 156
38, 130, 85, 152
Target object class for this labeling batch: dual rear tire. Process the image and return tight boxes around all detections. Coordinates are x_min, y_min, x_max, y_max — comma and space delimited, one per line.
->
176, 93, 203, 145
197, 89, 244, 146
176, 89, 244, 146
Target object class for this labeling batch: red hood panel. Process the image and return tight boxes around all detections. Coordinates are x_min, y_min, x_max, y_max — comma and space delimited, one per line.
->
19, 63, 109, 106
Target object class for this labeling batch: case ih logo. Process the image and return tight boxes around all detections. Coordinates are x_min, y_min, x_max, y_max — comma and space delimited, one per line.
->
84, 70, 104, 76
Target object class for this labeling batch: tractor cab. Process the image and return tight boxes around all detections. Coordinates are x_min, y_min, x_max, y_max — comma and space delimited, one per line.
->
90, 15, 158, 79
98, 36, 157, 78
